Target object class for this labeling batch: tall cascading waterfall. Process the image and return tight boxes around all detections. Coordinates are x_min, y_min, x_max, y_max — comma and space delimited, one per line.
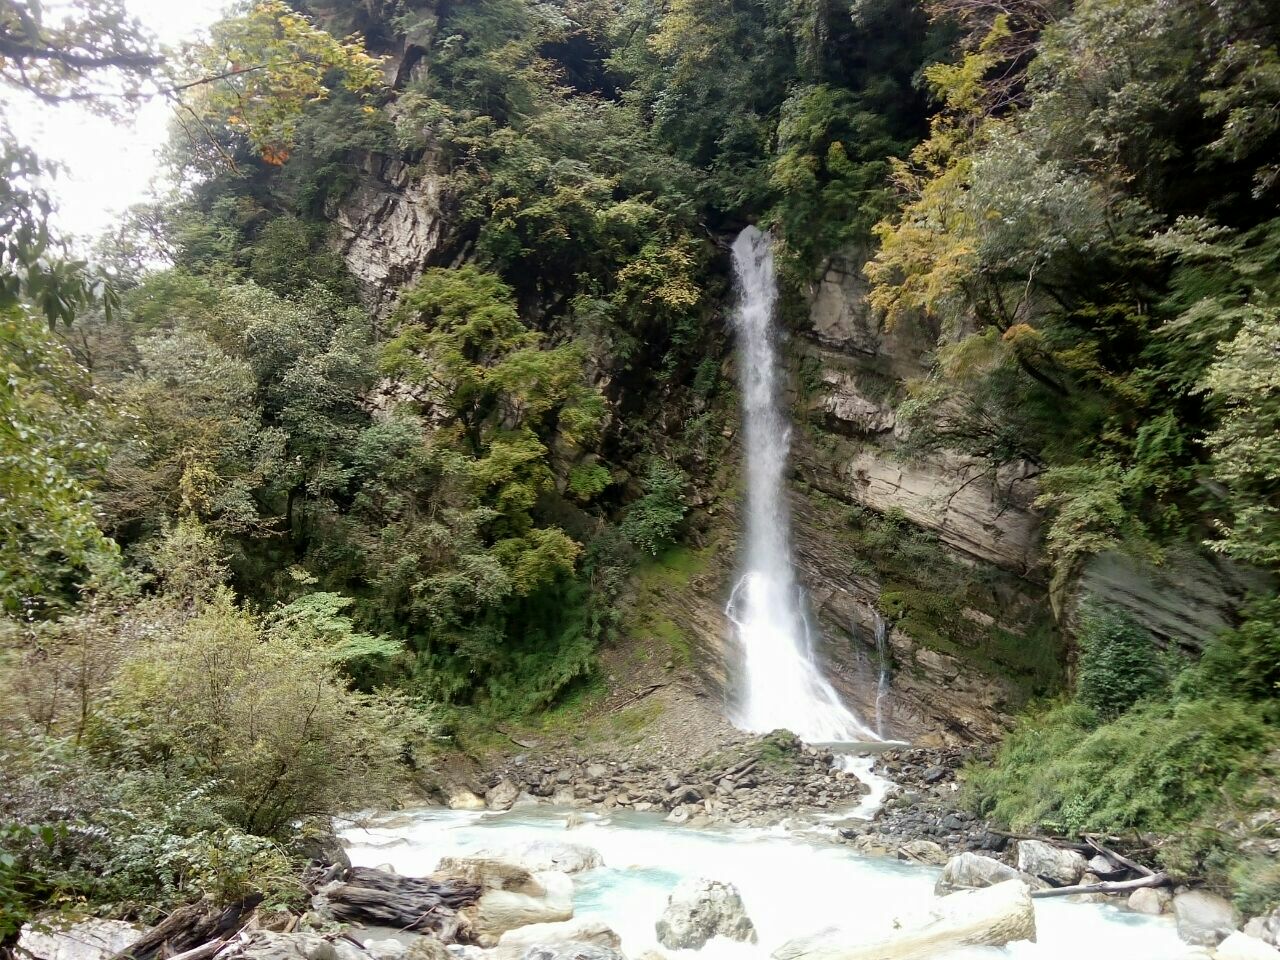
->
725, 225, 879, 744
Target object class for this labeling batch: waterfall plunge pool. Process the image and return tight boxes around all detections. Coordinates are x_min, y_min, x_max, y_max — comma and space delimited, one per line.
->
339, 805, 1197, 960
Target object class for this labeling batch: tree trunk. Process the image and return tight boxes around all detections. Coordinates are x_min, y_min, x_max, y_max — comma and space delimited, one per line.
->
1030, 873, 1168, 899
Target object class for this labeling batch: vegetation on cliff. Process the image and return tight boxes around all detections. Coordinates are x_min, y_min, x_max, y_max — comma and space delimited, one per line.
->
1, 0, 1279, 933
860, 0, 1280, 905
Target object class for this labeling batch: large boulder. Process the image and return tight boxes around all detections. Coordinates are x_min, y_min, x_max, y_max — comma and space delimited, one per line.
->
494, 920, 622, 960
934, 853, 1019, 894
18, 920, 144, 960
403, 940, 451, 960
1016, 840, 1087, 886
448, 786, 488, 811
522, 946, 623, 960
773, 879, 1036, 960
362, 942, 406, 960
487, 780, 521, 811
1244, 908, 1280, 947
465, 870, 575, 946
478, 841, 604, 874
1215, 933, 1280, 960
497, 920, 620, 953
1175, 890, 1242, 947
655, 878, 758, 950
1128, 886, 1172, 916
218, 932, 363, 960
897, 840, 947, 866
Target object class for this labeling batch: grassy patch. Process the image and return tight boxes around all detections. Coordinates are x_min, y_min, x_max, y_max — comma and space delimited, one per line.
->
620, 545, 714, 668
609, 699, 664, 740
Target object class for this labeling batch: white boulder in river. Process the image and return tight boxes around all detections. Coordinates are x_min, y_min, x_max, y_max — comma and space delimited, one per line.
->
934, 851, 1025, 894
1128, 885, 1172, 915
495, 919, 621, 956
1175, 890, 1242, 946
436, 855, 575, 946
477, 839, 604, 874
655, 878, 758, 949
18, 920, 143, 960
772, 878, 1036, 960
1016, 839, 1087, 886
522, 946, 623, 960
1215, 932, 1280, 960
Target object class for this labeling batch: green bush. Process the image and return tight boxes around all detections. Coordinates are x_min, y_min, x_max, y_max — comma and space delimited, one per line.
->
0, 741, 301, 925
1231, 855, 1280, 917
1075, 602, 1166, 718
1181, 597, 1280, 711
967, 697, 1274, 835
621, 461, 689, 555
101, 591, 427, 837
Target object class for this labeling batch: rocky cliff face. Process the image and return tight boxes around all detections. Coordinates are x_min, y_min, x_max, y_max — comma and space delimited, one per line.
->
327, 153, 448, 317
323, 151, 1256, 745
782, 250, 1060, 743
778, 248, 1266, 742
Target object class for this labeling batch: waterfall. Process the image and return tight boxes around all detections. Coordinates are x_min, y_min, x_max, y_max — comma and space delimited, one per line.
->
725, 225, 878, 744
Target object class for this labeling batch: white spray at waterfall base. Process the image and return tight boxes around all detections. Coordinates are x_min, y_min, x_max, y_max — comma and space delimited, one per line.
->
725, 225, 878, 745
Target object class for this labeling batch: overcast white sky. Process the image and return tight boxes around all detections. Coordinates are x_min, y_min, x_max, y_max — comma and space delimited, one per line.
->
4, 0, 229, 242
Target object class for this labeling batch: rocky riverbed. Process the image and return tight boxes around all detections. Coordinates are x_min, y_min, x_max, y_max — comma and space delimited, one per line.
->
17, 730, 1280, 960
452, 730, 1006, 857
453, 731, 880, 829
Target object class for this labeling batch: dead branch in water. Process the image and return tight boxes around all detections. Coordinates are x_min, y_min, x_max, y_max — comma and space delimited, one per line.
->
1030, 873, 1168, 899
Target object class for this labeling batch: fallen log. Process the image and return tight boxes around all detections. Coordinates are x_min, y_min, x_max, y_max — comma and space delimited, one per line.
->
990, 830, 1093, 854
1029, 873, 1168, 899
164, 933, 241, 960
324, 866, 482, 939
1083, 835, 1155, 877
113, 897, 262, 960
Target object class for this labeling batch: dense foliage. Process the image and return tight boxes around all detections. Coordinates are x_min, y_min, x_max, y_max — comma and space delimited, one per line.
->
2, 0, 1280, 932
967, 600, 1280, 905
867, 0, 1280, 903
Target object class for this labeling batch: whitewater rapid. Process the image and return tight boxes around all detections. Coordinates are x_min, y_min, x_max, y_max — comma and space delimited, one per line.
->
341, 805, 1199, 960
726, 226, 878, 743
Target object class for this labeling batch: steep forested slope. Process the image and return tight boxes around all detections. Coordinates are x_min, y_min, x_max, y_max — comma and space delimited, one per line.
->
1, 0, 1279, 933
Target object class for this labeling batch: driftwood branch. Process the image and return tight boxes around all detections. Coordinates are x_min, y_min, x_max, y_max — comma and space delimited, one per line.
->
166, 936, 235, 960
1084, 835, 1155, 877
113, 897, 261, 960
324, 867, 481, 940
991, 830, 1092, 853
1030, 873, 1168, 899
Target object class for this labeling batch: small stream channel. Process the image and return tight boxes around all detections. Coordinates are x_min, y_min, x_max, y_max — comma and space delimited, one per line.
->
340, 805, 1198, 960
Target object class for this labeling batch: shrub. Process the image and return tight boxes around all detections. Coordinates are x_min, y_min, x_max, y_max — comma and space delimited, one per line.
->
1231, 855, 1280, 917
967, 697, 1275, 835
621, 461, 688, 555
0, 740, 300, 925
99, 591, 428, 837
1182, 596, 1280, 711
1075, 602, 1166, 718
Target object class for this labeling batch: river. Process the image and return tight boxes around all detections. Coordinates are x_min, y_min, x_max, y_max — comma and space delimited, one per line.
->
340, 805, 1199, 960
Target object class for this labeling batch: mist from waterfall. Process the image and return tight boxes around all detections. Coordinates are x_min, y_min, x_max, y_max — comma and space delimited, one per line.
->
725, 225, 878, 744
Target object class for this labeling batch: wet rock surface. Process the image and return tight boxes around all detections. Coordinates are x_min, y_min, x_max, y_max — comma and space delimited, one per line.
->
1175, 890, 1242, 947
655, 879, 757, 950
477, 730, 875, 828
774, 879, 1036, 960
834, 748, 1009, 860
